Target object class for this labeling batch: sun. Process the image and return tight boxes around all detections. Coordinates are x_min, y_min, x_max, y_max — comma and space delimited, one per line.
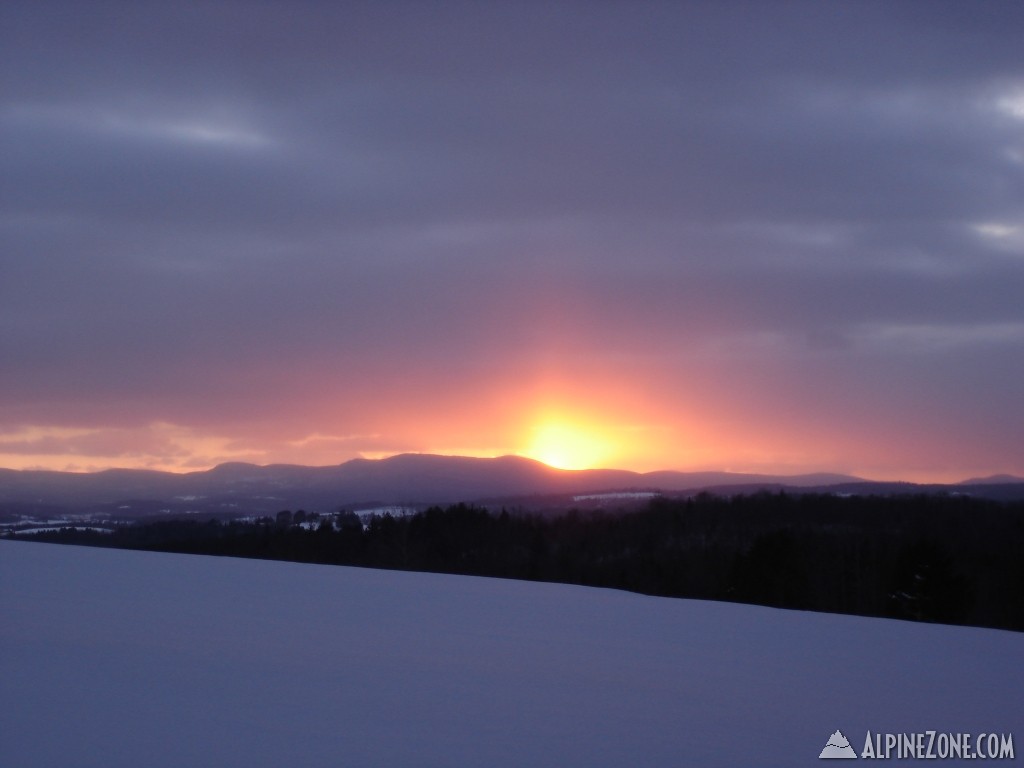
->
522, 421, 616, 471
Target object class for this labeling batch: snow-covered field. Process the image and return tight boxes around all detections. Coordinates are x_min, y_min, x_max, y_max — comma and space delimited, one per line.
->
1, 540, 1020, 767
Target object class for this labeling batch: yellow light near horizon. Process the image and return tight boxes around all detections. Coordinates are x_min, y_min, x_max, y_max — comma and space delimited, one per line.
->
523, 421, 616, 471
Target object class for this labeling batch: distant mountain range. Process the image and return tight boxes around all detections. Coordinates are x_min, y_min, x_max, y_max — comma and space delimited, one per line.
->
958, 473, 1024, 486
1, 454, 1022, 521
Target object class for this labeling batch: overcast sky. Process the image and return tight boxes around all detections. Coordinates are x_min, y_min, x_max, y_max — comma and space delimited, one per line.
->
2, 1, 1023, 480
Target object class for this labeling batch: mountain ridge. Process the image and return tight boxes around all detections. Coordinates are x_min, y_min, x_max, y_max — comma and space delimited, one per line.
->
959, 473, 1024, 485
1, 454, 1021, 518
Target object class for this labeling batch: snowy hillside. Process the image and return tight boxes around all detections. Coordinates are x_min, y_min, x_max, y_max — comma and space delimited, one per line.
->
1, 540, 1020, 767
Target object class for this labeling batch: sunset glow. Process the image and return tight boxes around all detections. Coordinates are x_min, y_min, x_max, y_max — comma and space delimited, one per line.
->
521, 420, 618, 471
1, 3, 1022, 483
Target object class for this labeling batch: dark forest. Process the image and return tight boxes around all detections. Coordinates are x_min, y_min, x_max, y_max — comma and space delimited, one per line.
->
18, 492, 1024, 632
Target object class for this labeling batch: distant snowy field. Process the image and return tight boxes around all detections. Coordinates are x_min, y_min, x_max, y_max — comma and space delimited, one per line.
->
2, 541, 1021, 767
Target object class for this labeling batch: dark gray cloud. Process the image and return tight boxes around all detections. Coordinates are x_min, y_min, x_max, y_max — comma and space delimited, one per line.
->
1, 1, 1022, 476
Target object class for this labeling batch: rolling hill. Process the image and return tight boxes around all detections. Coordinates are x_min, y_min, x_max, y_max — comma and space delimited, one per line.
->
1, 540, 1020, 767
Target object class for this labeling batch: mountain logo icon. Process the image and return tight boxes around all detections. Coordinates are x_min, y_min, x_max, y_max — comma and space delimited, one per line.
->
820, 729, 858, 759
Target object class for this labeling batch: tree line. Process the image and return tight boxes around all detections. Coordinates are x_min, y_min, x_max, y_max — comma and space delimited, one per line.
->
21, 492, 1024, 631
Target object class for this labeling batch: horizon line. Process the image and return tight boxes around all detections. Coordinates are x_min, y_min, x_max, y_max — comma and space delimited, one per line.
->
2, 452, 1022, 486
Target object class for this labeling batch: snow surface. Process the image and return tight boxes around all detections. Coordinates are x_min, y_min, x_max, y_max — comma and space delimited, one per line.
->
1, 540, 1021, 767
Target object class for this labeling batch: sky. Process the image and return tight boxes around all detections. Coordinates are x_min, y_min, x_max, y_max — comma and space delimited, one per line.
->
1, 1, 1023, 481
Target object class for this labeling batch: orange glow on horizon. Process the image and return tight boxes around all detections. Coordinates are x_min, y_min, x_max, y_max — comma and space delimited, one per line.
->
505, 379, 660, 471
520, 420, 619, 470
0, 385, 1014, 483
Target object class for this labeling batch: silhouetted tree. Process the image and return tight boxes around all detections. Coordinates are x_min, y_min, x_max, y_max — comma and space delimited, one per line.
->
731, 529, 809, 609
888, 539, 972, 624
